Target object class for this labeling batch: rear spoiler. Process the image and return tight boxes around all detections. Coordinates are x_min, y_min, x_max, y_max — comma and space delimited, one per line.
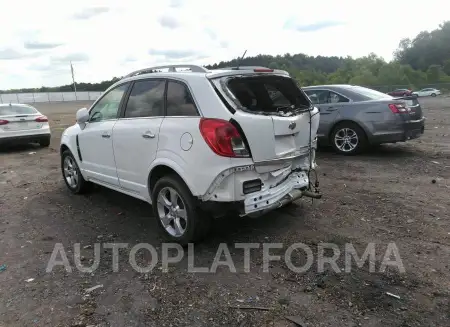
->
392, 95, 418, 101
392, 95, 419, 106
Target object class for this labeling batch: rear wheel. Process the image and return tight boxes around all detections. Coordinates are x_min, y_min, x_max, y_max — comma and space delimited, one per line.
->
330, 122, 367, 155
61, 150, 90, 194
152, 175, 210, 244
431, 93, 436, 97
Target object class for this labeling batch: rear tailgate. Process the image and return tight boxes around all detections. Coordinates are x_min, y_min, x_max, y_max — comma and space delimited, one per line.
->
393, 95, 423, 120
211, 72, 319, 165
232, 110, 319, 163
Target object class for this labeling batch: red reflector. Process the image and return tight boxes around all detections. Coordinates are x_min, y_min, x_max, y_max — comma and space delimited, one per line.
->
35, 115, 48, 122
254, 68, 274, 72
199, 118, 248, 157
0, 119, 9, 125
388, 104, 408, 114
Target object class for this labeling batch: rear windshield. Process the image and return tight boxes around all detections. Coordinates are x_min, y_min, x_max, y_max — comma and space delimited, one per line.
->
226, 75, 310, 114
0, 105, 37, 116
348, 86, 393, 100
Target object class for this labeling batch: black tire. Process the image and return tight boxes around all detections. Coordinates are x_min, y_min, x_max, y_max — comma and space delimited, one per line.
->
330, 122, 367, 155
39, 136, 51, 147
61, 150, 90, 194
431, 93, 436, 97
151, 174, 210, 245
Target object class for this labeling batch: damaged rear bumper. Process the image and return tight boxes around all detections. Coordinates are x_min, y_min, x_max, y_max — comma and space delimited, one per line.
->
243, 171, 321, 215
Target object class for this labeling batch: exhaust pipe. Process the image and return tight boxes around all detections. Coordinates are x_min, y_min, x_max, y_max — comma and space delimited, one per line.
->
277, 189, 303, 207
301, 190, 322, 199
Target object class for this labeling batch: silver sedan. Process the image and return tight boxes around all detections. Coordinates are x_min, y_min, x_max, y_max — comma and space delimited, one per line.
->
0, 103, 51, 147
302, 85, 425, 155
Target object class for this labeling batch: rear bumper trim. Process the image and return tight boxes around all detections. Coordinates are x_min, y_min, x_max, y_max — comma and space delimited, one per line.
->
371, 118, 425, 144
0, 133, 51, 145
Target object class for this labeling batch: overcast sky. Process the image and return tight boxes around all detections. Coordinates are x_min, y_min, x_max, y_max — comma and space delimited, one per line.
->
0, 0, 447, 90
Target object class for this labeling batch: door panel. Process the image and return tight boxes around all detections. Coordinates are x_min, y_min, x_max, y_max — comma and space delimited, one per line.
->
316, 104, 340, 137
79, 121, 119, 185
112, 79, 166, 195
305, 89, 342, 137
78, 82, 130, 186
113, 118, 163, 194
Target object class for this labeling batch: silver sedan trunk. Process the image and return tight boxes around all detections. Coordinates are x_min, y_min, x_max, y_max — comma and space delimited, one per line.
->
302, 84, 425, 155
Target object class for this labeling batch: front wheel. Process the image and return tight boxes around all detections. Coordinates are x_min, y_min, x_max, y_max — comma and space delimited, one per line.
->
431, 93, 436, 97
61, 150, 90, 194
152, 175, 210, 244
330, 122, 367, 155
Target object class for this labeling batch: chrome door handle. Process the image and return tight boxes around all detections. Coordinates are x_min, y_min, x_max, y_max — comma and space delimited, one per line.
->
102, 133, 111, 138
142, 132, 155, 139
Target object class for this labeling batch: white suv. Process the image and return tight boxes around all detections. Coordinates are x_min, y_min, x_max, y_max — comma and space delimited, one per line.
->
60, 64, 321, 243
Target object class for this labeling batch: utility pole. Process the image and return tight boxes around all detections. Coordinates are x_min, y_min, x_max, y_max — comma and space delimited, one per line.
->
70, 61, 77, 100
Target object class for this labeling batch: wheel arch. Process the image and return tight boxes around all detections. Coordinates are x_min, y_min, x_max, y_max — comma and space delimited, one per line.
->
60, 143, 70, 155
147, 162, 196, 198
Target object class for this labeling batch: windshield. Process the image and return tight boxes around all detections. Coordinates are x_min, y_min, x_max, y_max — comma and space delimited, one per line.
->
348, 86, 393, 100
0, 105, 37, 116
225, 75, 310, 114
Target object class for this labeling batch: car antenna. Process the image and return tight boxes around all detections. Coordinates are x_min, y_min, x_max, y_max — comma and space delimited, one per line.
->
235, 50, 247, 70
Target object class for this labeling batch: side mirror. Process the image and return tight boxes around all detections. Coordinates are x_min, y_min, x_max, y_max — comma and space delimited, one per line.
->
76, 108, 89, 130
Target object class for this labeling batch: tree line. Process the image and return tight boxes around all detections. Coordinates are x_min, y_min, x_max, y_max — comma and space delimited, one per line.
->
2, 21, 449, 94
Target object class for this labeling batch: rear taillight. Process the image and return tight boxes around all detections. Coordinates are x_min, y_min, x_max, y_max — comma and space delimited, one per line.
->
199, 118, 249, 157
35, 115, 48, 122
388, 104, 409, 114
0, 119, 9, 125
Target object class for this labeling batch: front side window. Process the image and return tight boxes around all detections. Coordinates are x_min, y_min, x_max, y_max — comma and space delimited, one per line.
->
166, 81, 198, 116
304, 90, 329, 104
89, 83, 129, 122
124, 80, 165, 118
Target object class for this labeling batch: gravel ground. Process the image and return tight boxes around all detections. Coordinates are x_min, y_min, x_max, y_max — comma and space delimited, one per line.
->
0, 97, 449, 327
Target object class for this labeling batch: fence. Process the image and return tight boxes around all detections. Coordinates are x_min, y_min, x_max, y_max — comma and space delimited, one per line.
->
367, 83, 450, 94
1, 83, 449, 105
0, 91, 103, 104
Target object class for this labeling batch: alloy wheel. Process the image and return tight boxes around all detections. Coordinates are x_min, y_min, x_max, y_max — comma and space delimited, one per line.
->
334, 128, 359, 153
156, 187, 188, 237
63, 156, 79, 188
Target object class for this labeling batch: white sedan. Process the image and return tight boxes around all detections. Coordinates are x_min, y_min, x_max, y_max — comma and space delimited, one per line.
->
412, 88, 441, 97
0, 103, 51, 147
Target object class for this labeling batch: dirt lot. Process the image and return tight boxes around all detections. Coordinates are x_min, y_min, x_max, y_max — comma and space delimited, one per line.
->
1, 98, 449, 327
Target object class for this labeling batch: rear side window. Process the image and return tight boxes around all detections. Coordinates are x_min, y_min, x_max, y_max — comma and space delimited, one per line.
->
329, 91, 349, 103
166, 81, 199, 117
124, 80, 165, 118
349, 86, 392, 100
226, 76, 310, 113
0, 105, 37, 115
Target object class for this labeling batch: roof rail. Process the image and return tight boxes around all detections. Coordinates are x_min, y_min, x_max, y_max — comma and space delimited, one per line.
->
123, 64, 209, 79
